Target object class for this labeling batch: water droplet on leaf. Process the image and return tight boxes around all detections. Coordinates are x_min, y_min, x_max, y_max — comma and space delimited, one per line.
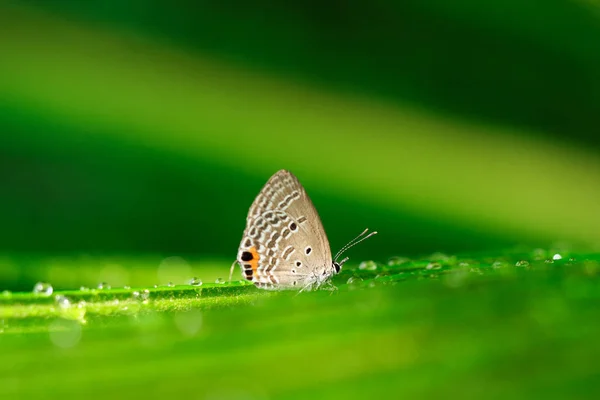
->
492, 261, 505, 269
387, 256, 410, 266
358, 260, 377, 271
426, 262, 442, 270
54, 295, 71, 309
190, 277, 203, 286
33, 282, 53, 296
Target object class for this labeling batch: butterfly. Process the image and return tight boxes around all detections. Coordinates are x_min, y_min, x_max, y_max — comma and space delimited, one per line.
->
231, 170, 376, 291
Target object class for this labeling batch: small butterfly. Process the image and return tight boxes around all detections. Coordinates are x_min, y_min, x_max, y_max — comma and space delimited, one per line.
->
231, 170, 376, 291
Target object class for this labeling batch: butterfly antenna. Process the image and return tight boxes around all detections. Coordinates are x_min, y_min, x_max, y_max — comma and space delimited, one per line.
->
333, 228, 369, 261
334, 228, 378, 264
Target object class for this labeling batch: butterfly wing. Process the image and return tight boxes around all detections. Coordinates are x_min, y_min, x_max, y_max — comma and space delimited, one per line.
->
237, 170, 332, 290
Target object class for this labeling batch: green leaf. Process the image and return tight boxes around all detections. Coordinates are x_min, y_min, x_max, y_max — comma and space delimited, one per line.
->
1, 250, 599, 398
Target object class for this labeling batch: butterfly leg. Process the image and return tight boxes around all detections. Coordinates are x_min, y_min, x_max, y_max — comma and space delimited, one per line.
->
228, 260, 238, 282
297, 281, 314, 295
320, 280, 339, 294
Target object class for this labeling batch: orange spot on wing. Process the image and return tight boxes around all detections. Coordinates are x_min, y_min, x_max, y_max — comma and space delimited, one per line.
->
248, 247, 260, 275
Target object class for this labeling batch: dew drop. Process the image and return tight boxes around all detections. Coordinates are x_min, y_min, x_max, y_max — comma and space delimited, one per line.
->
515, 260, 530, 267
153, 284, 158, 288
54, 295, 71, 309
375, 273, 389, 279
492, 261, 505, 269
347, 276, 356, 284
97, 282, 111, 290
552, 253, 563, 261
79, 286, 90, 292
123, 285, 131, 290
167, 282, 175, 287
358, 260, 377, 271
141, 289, 150, 301
458, 262, 470, 268
190, 277, 203, 286
132, 291, 140, 300
426, 262, 442, 270
33, 282, 53, 296
215, 278, 225, 284
387, 256, 410, 266
346, 276, 363, 290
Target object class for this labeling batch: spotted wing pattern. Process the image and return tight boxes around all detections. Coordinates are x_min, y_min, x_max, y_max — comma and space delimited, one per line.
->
236, 170, 332, 290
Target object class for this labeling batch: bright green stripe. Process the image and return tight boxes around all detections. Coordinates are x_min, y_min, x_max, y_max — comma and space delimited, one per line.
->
1, 4, 600, 246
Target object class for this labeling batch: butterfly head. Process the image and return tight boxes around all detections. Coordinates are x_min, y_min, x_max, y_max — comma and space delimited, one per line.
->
332, 256, 347, 275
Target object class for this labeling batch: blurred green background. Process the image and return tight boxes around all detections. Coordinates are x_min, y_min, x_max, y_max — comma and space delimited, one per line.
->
2, 2, 600, 399
1, 0, 600, 291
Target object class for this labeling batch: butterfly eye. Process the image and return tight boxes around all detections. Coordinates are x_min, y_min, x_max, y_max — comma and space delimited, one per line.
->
333, 262, 341, 274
